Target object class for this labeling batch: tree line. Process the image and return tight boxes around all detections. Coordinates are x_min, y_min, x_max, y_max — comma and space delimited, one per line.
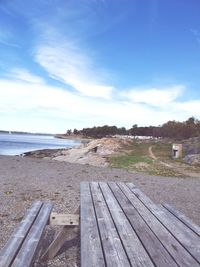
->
66, 117, 200, 140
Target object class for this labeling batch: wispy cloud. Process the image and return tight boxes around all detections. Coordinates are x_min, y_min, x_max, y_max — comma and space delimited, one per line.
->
0, 70, 199, 133
9, 68, 44, 84
0, 39, 19, 48
0, 29, 19, 48
35, 41, 113, 98
121, 86, 184, 107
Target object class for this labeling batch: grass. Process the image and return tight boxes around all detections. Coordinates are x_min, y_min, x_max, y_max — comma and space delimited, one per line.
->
108, 139, 187, 177
152, 143, 172, 160
109, 140, 153, 170
110, 154, 152, 169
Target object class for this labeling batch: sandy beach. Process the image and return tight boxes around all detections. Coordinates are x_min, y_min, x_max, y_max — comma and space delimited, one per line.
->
0, 155, 200, 266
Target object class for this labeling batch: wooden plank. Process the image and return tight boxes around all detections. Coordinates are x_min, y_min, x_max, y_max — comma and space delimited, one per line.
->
50, 213, 79, 226
80, 182, 105, 267
41, 225, 78, 261
126, 183, 200, 266
11, 202, 53, 267
90, 182, 131, 267
119, 182, 199, 267
99, 182, 155, 267
108, 182, 179, 267
42, 206, 80, 261
162, 204, 200, 237
126, 183, 200, 264
0, 201, 43, 267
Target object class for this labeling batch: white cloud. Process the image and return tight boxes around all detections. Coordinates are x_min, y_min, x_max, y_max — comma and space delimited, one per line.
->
174, 100, 200, 117
122, 86, 184, 107
0, 73, 200, 133
9, 68, 44, 84
35, 43, 113, 98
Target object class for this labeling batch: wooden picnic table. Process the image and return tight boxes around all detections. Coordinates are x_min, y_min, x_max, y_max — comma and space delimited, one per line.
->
80, 182, 200, 267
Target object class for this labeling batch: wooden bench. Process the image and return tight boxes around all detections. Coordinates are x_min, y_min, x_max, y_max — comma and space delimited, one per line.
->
81, 182, 200, 267
0, 201, 53, 267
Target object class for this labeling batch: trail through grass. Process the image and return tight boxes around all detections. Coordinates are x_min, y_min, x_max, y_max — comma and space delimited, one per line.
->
109, 140, 187, 177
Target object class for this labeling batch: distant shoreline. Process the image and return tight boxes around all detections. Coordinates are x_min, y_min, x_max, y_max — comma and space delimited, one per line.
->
22, 137, 91, 158
0, 130, 54, 136
0, 133, 83, 156
55, 133, 92, 142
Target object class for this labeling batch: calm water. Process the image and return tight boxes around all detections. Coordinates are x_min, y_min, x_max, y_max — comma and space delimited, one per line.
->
0, 133, 81, 156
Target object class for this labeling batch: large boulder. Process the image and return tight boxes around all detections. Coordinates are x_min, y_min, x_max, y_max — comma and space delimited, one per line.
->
183, 137, 200, 154
52, 137, 132, 167
183, 154, 200, 165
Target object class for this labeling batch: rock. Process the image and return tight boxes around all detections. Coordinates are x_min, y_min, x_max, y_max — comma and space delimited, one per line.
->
53, 137, 132, 167
23, 137, 133, 167
183, 154, 200, 165
183, 137, 200, 155
24, 149, 63, 158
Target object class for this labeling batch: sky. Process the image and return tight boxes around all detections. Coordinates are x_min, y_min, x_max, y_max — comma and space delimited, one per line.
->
0, 0, 200, 133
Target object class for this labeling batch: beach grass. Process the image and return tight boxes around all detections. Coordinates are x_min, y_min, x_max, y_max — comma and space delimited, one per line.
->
109, 139, 186, 177
109, 154, 152, 168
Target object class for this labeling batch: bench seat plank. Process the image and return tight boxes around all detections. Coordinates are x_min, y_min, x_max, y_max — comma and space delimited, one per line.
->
0, 201, 43, 267
126, 183, 200, 266
11, 202, 53, 267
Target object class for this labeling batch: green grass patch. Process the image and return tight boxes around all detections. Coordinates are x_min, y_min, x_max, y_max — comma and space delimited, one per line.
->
151, 143, 172, 160
109, 154, 152, 169
109, 140, 186, 177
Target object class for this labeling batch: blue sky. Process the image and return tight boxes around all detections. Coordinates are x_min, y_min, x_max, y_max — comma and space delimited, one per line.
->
0, 0, 200, 133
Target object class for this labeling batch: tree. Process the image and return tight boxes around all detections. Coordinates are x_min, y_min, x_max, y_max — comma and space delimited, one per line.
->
67, 129, 72, 135
73, 128, 78, 135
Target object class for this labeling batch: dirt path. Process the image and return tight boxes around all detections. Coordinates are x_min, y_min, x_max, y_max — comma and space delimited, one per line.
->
148, 146, 200, 178
149, 146, 172, 168
148, 146, 157, 160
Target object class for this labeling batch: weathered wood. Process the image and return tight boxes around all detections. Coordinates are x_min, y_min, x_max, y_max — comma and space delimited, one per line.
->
99, 182, 154, 267
126, 182, 200, 266
0, 201, 43, 267
74, 205, 80, 215
50, 213, 79, 226
108, 182, 179, 267
162, 204, 200, 237
41, 225, 78, 261
42, 205, 80, 261
90, 182, 131, 267
81, 181, 200, 267
11, 202, 53, 267
80, 182, 105, 267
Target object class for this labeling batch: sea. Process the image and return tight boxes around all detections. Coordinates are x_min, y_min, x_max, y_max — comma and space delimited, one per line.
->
0, 133, 81, 156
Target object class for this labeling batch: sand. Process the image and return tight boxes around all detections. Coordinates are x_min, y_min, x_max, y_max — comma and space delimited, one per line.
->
0, 155, 200, 266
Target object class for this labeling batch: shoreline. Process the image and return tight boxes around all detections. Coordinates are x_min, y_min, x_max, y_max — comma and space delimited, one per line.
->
23, 137, 135, 167
0, 132, 87, 157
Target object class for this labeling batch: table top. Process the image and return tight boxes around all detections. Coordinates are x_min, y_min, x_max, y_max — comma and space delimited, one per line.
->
80, 181, 200, 267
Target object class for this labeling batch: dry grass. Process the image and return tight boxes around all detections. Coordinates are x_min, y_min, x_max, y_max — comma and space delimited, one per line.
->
109, 139, 197, 177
